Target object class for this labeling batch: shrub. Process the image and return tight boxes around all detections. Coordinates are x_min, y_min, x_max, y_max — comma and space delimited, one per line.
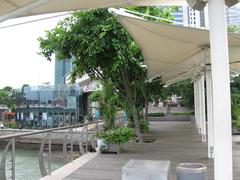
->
171, 112, 194, 115
148, 112, 165, 117
232, 105, 240, 129
4, 120, 18, 129
127, 118, 149, 133
96, 127, 134, 144
139, 119, 149, 133
236, 120, 240, 129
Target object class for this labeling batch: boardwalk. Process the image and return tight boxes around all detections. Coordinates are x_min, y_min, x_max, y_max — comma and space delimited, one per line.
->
64, 121, 240, 180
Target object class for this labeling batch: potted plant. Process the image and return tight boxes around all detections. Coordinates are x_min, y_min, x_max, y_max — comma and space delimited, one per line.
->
90, 80, 134, 153
96, 127, 134, 153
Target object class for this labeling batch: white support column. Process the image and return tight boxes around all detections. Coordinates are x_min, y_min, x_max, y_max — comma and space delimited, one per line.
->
206, 65, 214, 158
208, 0, 232, 179
197, 77, 203, 135
195, 77, 200, 134
200, 71, 206, 142
193, 80, 199, 129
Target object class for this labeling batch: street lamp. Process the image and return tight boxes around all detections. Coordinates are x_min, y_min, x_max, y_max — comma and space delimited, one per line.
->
186, 0, 239, 10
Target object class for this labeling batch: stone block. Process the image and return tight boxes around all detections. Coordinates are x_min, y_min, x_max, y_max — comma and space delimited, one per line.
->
122, 159, 170, 180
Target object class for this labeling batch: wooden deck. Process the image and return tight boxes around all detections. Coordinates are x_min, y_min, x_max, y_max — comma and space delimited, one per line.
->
64, 121, 240, 180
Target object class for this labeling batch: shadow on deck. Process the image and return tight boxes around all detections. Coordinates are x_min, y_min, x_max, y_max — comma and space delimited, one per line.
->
63, 121, 239, 180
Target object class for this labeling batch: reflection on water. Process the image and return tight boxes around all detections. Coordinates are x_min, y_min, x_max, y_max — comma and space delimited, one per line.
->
0, 143, 66, 180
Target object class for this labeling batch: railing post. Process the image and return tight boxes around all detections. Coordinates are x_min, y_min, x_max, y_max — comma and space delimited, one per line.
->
48, 133, 52, 175
85, 125, 89, 153
63, 133, 68, 163
12, 138, 16, 180
70, 129, 73, 162
79, 131, 86, 155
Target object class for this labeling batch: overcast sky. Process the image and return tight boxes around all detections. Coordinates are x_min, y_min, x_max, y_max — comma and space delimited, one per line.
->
0, 13, 68, 89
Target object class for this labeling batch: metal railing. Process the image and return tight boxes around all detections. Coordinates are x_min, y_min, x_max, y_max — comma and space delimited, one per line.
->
0, 120, 102, 180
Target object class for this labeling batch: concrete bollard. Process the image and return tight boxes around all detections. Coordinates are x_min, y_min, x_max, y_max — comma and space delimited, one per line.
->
176, 163, 207, 180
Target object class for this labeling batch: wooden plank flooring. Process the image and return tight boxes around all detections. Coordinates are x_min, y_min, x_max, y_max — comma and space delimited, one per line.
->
64, 121, 240, 180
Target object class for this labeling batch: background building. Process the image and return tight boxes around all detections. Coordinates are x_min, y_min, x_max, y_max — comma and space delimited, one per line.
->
54, 57, 74, 85
16, 84, 83, 128
171, 6, 206, 28
172, 5, 240, 28
226, 5, 240, 26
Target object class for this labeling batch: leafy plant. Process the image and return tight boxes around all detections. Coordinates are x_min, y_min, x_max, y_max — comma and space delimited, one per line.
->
139, 119, 149, 133
96, 127, 134, 144
90, 80, 119, 130
127, 117, 149, 133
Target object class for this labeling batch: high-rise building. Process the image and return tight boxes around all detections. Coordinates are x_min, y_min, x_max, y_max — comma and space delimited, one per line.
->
54, 58, 73, 85
226, 5, 240, 26
172, 5, 240, 28
171, 6, 206, 28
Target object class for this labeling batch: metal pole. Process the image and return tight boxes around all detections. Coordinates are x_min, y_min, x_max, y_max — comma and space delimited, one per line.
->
48, 133, 51, 175
85, 125, 89, 153
12, 138, 15, 180
70, 129, 73, 162
206, 65, 214, 158
208, 0, 233, 179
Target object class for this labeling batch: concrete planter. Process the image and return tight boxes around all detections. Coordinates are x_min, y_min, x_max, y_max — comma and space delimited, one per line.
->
97, 139, 123, 153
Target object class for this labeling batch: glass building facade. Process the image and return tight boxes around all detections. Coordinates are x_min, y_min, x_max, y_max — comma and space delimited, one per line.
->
226, 5, 240, 26
16, 84, 83, 129
54, 58, 73, 85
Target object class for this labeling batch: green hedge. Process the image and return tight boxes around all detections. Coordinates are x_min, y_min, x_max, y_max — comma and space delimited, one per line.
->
171, 112, 195, 115
148, 112, 165, 117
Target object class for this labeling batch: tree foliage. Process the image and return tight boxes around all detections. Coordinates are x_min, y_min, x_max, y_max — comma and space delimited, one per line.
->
0, 86, 21, 111
163, 80, 194, 108
228, 24, 240, 33
147, 77, 165, 105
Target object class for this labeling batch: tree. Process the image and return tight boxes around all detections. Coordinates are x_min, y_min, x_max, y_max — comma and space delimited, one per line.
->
39, 8, 176, 141
147, 77, 165, 106
228, 24, 240, 33
0, 86, 21, 111
163, 80, 194, 109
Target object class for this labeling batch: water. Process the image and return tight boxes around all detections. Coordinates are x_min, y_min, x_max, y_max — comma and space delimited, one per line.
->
0, 143, 66, 180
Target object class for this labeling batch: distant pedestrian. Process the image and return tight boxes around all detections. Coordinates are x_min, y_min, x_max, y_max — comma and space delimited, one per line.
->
92, 112, 96, 122
95, 110, 100, 120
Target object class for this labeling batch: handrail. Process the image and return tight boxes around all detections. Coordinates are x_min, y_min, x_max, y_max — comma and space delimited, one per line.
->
0, 120, 103, 140
0, 120, 102, 180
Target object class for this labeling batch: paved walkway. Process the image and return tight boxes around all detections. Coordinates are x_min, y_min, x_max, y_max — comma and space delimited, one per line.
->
63, 121, 240, 180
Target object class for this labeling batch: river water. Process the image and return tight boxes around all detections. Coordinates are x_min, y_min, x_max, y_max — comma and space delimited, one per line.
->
0, 143, 66, 180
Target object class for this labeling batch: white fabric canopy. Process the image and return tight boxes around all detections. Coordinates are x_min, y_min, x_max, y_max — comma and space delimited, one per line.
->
0, 0, 186, 22
111, 8, 240, 84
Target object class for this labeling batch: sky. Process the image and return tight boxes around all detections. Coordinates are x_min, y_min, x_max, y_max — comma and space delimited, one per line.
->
0, 13, 68, 89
